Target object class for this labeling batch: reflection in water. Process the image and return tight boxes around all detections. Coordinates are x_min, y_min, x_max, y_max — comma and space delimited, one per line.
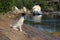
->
34, 25, 56, 33
24, 15, 60, 33
25, 19, 60, 33
31, 20, 57, 33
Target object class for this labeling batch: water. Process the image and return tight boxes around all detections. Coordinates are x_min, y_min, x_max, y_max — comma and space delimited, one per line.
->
24, 15, 60, 33
25, 19, 60, 33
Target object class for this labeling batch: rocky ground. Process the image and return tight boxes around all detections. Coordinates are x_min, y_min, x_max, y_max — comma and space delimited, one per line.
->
0, 15, 60, 40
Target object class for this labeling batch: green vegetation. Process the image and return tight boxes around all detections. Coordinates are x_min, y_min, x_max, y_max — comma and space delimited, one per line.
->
0, 0, 15, 13
14, 0, 34, 9
0, 0, 60, 13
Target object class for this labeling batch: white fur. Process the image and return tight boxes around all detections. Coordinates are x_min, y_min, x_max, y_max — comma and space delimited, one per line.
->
12, 16, 24, 32
15, 6, 19, 11
11, 6, 27, 32
32, 5, 41, 12
9, 6, 27, 32
13, 6, 20, 14
23, 7, 27, 12
32, 5, 42, 22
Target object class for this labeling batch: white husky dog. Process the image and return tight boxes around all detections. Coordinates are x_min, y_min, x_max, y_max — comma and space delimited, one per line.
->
11, 6, 27, 32
32, 4, 42, 22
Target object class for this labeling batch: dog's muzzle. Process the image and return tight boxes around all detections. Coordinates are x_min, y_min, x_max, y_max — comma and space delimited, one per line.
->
32, 11, 42, 16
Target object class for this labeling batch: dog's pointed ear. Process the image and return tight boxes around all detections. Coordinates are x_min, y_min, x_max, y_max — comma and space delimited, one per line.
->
15, 6, 19, 11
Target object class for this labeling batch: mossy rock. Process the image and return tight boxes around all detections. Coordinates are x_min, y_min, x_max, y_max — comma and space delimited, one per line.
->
51, 32, 60, 37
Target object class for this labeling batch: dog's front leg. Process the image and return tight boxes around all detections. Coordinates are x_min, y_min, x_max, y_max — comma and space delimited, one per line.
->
19, 25, 23, 32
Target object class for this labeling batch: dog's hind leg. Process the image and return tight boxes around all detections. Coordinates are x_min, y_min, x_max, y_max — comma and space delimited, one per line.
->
12, 24, 19, 30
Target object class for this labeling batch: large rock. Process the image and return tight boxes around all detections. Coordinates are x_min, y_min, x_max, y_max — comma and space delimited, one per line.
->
0, 15, 60, 40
